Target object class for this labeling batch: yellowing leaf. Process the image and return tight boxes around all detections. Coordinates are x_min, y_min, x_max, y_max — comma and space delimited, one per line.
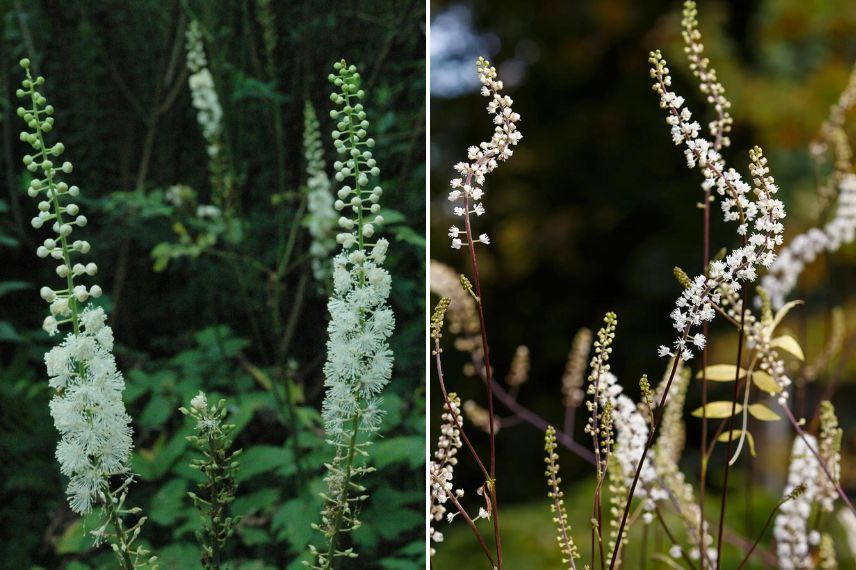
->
751, 371, 782, 394
770, 335, 805, 361
695, 364, 746, 382
718, 430, 756, 457
771, 300, 804, 331
748, 403, 781, 422
691, 401, 742, 418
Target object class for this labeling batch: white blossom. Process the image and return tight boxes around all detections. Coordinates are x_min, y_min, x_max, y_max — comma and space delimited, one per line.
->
46, 311, 133, 514
302, 101, 337, 286
650, 50, 785, 360
185, 20, 223, 156
448, 57, 522, 248
761, 174, 856, 308
774, 436, 820, 570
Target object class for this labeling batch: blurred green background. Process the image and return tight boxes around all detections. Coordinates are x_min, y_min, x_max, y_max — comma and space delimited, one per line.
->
430, 0, 856, 567
0, 0, 425, 568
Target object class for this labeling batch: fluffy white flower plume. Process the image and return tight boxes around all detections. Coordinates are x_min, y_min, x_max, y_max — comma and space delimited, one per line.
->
185, 20, 223, 154
309, 60, 395, 569
322, 243, 394, 439
448, 57, 522, 248
302, 101, 337, 286
47, 308, 132, 513
17, 55, 151, 567
650, 50, 785, 361
774, 436, 820, 570
761, 174, 856, 308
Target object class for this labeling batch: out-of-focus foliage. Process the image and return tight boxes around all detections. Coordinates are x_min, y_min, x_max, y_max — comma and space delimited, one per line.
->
0, 0, 425, 568
430, 0, 856, 566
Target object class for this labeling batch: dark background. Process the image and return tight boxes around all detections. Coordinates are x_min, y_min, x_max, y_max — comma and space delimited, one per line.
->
430, 0, 856, 567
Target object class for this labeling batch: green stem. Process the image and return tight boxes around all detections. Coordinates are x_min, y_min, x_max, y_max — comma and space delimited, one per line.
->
322, 413, 361, 570
103, 486, 135, 570
25, 69, 80, 335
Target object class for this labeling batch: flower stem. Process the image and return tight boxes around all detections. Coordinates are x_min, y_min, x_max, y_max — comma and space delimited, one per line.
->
715, 286, 749, 568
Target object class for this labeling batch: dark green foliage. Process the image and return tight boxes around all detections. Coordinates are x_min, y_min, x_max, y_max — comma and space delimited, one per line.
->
0, 0, 425, 568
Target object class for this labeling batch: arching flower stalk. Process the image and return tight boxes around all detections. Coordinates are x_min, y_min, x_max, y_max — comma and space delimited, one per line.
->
16, 59, 152, 569
302, 101, 337, 287
611, 48, 786, 569
651, 50, 785, 362
442, 57, 523, 569
307, 60, 394, 570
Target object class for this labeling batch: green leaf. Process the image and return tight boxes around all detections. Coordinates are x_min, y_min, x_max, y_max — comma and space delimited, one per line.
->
139, 394, 173, 429
691, 401, 742, 418
373, 436, 424, 469
157, 543, 201, 569
770, 335, 805, 361
751, 371, 782, 394
149, 478, 188, 526
272, 496, 321, 551
771, 300, 803, 331
55, 511, 101, 554
695, 364, 746, 381
235, 445, 292, 482
717, 430, 756, 456
232, 488, 280, 518
748, 403, 781, 421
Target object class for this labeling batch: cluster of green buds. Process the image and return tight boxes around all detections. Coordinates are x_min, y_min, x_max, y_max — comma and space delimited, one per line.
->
328, 60, 384, 247
181, 392, 241, 570
16, 58, 101, 335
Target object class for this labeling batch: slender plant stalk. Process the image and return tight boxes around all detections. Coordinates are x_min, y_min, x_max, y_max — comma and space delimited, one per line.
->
442, 481, 497, 567
715, 287, 749, 568
102, 486, 135, 570
699, 185, 711, 570
460, 167, 503, 566
735, 493, 796, 570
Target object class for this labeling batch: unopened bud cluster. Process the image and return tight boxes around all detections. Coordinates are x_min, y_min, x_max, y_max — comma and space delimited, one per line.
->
17, 58, 101, 335
328, 60, 384, 247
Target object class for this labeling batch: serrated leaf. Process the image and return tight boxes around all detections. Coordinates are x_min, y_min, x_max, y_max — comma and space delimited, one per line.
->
695, 364, 746, 382
770, 335, 804, 361
748, 403, 781, 421
691, 401, 742, 418
751, 371, 782, 394
718, 430, 756, 457
771, 300, 803, 331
